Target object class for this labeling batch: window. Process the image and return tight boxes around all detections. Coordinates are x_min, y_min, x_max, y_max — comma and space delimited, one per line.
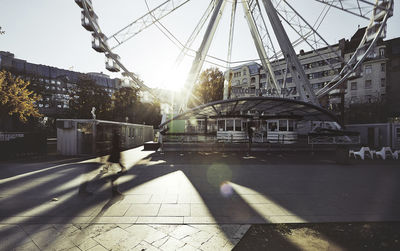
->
365, 95, 372, 103
268, 121, 277, 132
226, 120, 234, 131
51, 80, 55, 84
279, 120, 288, 131
218, 120, 225, 131
351, 82, 357, 90
381, 63, 386, 72
235, 120, 242, 131
365, 65, 372, 74
242, 78, 248, 84
288, 120, 295, 131
243, 69, 247, 76
379, 48, 385, 57
365, 80, 372, 89
250, 77, 256, 84
381, 78, 386, 87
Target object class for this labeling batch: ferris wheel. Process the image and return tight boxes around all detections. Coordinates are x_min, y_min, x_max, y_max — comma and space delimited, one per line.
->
74, 0, 393, 110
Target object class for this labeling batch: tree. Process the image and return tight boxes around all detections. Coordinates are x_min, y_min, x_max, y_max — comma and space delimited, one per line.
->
135, 101, 162, 127
189, 67, 224, 107
112, 86, 140, 122
69, 76, 112, 119
0, 70, 41, 123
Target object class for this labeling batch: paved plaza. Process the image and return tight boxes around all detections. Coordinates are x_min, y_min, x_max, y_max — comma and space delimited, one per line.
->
0, 147, 400, 250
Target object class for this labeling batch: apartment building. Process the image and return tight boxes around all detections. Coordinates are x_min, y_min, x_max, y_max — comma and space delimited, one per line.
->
0, 51, 121, 117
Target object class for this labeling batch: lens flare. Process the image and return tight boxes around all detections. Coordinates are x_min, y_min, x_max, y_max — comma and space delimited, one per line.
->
220, 181, 233, 197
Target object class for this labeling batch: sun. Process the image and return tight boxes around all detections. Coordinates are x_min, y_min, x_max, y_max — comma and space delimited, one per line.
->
153, 63, 190, 91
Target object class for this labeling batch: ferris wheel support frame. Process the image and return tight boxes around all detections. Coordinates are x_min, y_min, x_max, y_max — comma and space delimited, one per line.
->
181, 0, 227, 111
242, 0, 280, 94
261, 0, 319, 105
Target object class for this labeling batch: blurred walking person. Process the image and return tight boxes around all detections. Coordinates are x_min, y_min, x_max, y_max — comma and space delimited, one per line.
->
102, 129, 127, 174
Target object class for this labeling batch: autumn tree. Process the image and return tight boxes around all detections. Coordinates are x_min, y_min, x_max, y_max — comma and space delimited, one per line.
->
189, 67, 224, 107
69, 76, 112, 119
0, 70, 41, 124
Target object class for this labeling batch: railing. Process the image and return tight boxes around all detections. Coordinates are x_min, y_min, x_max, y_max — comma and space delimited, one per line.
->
308, 134, 360, 145
162, 133, 217, 143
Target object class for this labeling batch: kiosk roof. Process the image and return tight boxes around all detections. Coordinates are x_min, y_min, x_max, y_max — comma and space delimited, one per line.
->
160, 97, 339, 127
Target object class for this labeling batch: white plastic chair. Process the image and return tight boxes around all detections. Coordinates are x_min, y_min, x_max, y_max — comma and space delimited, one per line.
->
375, 147, 398, 160
375, 147, 390, 160
393, 150, 399, 160
353, 147, 373, 160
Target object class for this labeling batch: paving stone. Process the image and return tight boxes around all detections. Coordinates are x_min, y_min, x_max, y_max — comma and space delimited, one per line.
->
116, 223, 134, 229
159, 237, 186, 251
20, 224, 55, 235
152, 235, 169, 248
101, 204, 130, 217
53, 224, 80, 236
183, 217, 218, 224
178, 243, 200, 251
169, 225, 200, 240
78, 237, 99, 250
67, 247, 82, 251
121, 195, 151, 204
163, 194, 178, 203
125, 204, 161, 216
92, 216, 137, 224
192, 225, 223, 235
80, 224, 119, 239
158, 204, 190, 217
178, 194, 192, 203
149, 195, 164, 203
130, 241, 160, 251
190, 204, 212, 217
14, 240, 40, 251
125, 225, 167, 244
0, 224, 32, 249
220, 225, 241, 237
136, 217, 184, 224
30, 228, 76, 251
180, 230, 213, 248
199, 233, 229, 251
87, 245, 109, 251
150, 225, 180, 235
233, 224, 250, 239
93, 227, 129, 250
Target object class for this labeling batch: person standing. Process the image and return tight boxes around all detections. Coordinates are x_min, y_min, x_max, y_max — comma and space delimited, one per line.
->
247, 125, 253, 152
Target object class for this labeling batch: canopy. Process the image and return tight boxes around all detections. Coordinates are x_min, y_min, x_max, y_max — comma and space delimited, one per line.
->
160, 97, 339, 127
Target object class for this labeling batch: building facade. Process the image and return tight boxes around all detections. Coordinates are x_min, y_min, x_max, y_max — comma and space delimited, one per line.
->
224, 28, 399, 115
0, 51, 121, 117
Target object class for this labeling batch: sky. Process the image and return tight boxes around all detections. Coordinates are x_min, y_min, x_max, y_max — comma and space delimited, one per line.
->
1, 0, 399, 91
